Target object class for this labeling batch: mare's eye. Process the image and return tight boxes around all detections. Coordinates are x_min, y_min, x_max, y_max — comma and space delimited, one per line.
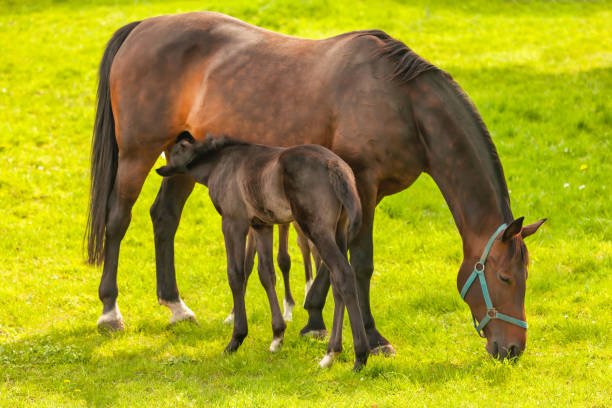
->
498, 274, 511, 284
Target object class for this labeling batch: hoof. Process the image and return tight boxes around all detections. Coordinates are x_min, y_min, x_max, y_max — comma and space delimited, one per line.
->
283, 299, 294, 322
269, 337, 284, 353
97, 318, 125, 332
159, 298, 198, 325
318, 351, 340, 368
353, 359, 366, 372
97, 304, 124, 332
223, 312, 235, 325
224, 338, 243, 354
300, 329, 328, 339
370, 344, 396, 357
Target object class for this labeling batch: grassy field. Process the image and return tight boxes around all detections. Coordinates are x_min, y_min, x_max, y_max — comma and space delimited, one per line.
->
1, 0, 610, 406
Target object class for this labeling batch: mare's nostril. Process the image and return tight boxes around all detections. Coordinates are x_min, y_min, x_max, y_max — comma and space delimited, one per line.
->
507, 344, 523, 359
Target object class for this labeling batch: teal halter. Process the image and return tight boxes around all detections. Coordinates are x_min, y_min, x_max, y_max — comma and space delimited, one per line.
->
460, 223, 528, 337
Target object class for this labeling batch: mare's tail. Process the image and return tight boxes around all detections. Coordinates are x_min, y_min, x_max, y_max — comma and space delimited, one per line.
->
328, 161, 363, 241
86, 21, 141, 265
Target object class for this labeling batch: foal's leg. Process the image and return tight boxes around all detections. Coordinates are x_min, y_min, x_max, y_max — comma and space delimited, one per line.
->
294, 222, 314, 303
224, 228, 256, 325
319, 214, 349, 368
350, 178, 395, 355
277, 224, 295, 322
150, 172, 197, 324
253, 226, 287, 352
222, 217, 249, 353
98, 155, 155, 330
310, 232, 369, 370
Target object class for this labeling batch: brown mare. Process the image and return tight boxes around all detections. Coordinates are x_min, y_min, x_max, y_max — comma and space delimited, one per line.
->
87, 12, 545, 361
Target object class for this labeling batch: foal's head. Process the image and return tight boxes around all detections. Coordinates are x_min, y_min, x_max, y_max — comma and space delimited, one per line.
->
460, 217, 546, 360
156, 131, 239, 177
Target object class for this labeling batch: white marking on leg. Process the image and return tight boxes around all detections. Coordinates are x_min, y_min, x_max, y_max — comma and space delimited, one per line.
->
269, 336, 284, 352
283, 298, 294, 322
159, 298, 196, 324
318, 351, 340, 368
97, 303, 123, 328
223, 312, 235, 325
303, 279, 313, 306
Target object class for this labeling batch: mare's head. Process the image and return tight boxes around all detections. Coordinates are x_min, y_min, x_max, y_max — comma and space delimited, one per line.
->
460, 217, 546, 360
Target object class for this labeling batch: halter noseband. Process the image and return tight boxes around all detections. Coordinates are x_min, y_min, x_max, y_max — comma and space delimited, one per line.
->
460, 223, 528, 337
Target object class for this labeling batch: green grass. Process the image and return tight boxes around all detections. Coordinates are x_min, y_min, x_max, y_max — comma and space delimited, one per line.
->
1, 0, 611, 406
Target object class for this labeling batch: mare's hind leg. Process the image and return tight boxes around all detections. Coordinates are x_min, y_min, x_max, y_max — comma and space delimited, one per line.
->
150, 172, 197, 324
253, 226, 287, 352
224, 228, 256, 325
277, 224, 295, 322
98, 155, 156, 331
222, 217, 249, 353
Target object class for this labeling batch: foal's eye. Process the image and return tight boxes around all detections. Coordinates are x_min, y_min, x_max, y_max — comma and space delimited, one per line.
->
498, 274, 511, 284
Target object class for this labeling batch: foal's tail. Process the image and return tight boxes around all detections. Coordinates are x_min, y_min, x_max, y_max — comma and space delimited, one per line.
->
86, 21, 141, 266
328, 161, 363, 241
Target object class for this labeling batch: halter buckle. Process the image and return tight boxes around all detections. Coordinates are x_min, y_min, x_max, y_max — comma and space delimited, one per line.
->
475, 262, 485, 273
487, 309, 497, 319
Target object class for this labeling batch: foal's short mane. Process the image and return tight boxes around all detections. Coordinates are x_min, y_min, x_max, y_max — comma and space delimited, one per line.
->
193, 133, 248, 155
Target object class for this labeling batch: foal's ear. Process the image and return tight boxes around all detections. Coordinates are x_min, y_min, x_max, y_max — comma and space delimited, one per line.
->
156, 165, 179, 177
177, 131, 196, 144
502, 216, 524, 242
521, 218, 547, 239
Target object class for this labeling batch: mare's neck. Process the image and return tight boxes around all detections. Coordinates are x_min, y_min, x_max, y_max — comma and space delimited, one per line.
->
411, 72, 513, 257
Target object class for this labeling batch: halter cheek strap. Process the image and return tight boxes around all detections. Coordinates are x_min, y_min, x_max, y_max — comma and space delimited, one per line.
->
460, 223, 528, 337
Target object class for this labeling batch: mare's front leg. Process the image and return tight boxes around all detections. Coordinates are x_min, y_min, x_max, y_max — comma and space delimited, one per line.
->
150, 172, 198, 324
349, 176, 395, 355
222, 217, 249, 353
253, 226, 287, 352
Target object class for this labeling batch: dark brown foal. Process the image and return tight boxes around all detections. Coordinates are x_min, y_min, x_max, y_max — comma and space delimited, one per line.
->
157, 132, 369, 370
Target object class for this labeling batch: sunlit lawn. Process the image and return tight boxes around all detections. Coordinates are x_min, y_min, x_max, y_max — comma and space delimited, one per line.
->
0, 1, 610, 406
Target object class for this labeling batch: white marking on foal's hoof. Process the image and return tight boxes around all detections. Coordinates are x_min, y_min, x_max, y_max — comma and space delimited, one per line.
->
223, 312, 235, 325
283, 299, 294, 322
269, 337, 284, 353
318, 351, 340, 368
303, 279, 314, 306
159, 298, 197, 325
370, 344, 397, 357
97, 304, 124, 331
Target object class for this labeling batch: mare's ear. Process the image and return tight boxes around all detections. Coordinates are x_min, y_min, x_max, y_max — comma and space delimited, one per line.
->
521, 218, 547, 239
502, 216, 524, 242
156, 165, 180, 177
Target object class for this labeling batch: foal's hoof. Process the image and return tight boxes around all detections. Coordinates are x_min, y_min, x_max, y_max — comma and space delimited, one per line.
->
370, 344, 396, 357
223, 312, 235, 325
269, 337, 284, 353
318, 351, 340, 368
224, 337, 245, 354
300, 329, 328, 339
